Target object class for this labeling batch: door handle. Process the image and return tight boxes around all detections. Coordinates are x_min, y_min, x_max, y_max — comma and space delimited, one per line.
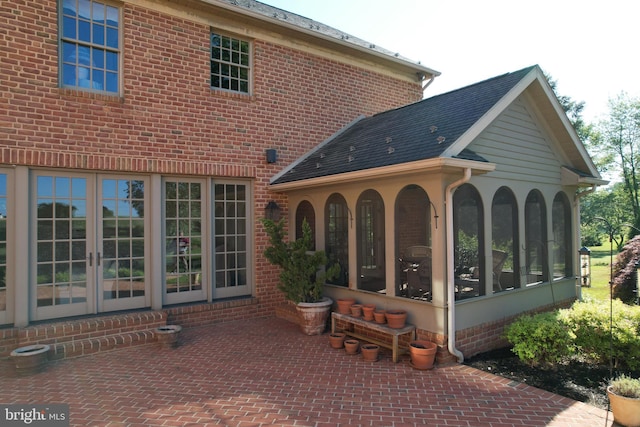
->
97, 252, 101, 266
88, 252, 93, 267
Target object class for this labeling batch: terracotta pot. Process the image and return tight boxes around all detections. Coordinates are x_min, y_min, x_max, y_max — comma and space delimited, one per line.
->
385, 309, 407, 328
10, 344, 50, 375
344, 339, 360, 355
607, 386, 640, 427
349, 304, 363, 318
409, 340, 437, 370
329, 332, 346, 349
362, 304, 376, 321
296, 297, 333, 335
336, 298, 356, 314
361, 344, 380, 362
155, 325, 183, 348
373, 310, 386, 324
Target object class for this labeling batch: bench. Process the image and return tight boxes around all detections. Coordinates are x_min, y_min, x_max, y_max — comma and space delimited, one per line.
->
331, 312, 416, 362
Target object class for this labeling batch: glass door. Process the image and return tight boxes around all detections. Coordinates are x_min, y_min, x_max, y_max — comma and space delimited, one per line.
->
98, 177, 149, 311
33, 172, 94, 320
163, 179, 206, 304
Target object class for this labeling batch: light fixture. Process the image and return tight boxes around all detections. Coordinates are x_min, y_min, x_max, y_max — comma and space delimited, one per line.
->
265, 201, 281, 221
265, 149, 277, 164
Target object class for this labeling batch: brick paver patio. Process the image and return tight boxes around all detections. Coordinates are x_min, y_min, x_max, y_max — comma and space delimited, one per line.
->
0, 317, 613, 426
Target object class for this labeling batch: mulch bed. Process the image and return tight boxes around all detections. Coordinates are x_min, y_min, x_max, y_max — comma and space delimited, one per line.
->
464, 347, 619, 410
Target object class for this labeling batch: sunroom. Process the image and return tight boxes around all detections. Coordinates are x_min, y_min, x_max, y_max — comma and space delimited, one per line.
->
268, 65, 606, 360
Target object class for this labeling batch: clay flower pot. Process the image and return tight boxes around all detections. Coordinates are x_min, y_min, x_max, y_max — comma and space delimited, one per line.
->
409, 340, 437, 370
385, 309, 407, 328
349, 304, 363, 318
329, 332, 346, 349
344, 339, 360, 355
362, 304, 376, 321
361, 344, 380, 362
336, 298, 356, 314
607, 385, 640, 427
373, 310, 386, 324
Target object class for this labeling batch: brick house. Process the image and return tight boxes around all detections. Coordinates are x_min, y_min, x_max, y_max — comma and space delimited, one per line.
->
0, 0, 437, 356
1, 0, 604, 361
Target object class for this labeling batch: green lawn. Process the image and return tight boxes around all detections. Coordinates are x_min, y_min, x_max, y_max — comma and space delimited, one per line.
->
582, 244, 620, 302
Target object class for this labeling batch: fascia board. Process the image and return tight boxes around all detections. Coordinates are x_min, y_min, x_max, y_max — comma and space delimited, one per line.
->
269, 158, 495, 192
202, 0, 440, 78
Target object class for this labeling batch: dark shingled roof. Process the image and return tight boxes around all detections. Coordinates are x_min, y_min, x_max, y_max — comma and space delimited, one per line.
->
272, 65, 537, 185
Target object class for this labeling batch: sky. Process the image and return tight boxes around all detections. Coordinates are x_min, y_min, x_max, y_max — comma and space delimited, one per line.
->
262, 0, 638, 123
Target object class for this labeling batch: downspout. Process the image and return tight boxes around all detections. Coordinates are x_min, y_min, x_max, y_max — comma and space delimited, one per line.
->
446, 168, 472, 363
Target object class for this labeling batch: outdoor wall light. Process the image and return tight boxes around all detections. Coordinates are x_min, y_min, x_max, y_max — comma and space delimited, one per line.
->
265, 149, 277, 164
265, 201, 281, 221
579, 246, 591, 288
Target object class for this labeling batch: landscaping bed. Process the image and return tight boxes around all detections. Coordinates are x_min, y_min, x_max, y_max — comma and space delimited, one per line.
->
465, 347, 618, 410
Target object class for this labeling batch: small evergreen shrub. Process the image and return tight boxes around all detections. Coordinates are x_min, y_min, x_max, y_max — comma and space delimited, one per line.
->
562, 299, 640, 371
504, 311, 573, 368
610, 374, 640, 399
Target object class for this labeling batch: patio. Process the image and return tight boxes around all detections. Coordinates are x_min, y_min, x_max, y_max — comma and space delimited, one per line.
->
0, 317, 613, 426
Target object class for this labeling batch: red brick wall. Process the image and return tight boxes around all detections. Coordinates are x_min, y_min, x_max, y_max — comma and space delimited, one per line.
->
1, 1, 423, 315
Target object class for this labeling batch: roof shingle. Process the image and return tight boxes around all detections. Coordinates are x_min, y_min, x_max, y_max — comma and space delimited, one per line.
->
272, 65, 537, 185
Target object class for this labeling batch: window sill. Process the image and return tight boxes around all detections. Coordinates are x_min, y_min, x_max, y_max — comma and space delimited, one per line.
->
59, 88, 124, 104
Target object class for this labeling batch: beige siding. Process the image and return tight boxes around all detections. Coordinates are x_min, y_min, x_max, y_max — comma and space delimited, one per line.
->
469, 98, 564, 184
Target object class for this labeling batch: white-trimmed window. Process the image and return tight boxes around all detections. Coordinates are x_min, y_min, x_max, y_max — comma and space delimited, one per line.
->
60, 0, 121, 93
210, 32, 250, 94
0, 173, 6, 316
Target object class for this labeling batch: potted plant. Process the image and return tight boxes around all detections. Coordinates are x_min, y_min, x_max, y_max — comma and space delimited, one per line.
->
262, 217, 340, 335
607, 374, 640, 427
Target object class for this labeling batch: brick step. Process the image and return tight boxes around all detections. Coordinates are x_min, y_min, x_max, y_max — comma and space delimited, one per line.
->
49, 329, 158, 360
1, 311, 167, 360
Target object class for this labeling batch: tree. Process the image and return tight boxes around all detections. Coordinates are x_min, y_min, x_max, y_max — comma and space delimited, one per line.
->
587, 93, 640, 237
545, 72, 594, 143
580, 183, 633, 250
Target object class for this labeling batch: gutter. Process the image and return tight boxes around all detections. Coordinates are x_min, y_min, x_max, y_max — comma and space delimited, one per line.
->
445, 168, 471, 363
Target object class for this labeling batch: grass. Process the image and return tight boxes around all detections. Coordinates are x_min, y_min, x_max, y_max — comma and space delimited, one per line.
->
582, 244, 620, 302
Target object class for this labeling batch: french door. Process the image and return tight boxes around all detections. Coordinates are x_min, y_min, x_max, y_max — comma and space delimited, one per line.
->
32, 172, 149, 321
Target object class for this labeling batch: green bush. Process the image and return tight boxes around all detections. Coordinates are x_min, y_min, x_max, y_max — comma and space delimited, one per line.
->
504, 311, 573, 368
506, 300, 640, 371
562, 299, 640, 370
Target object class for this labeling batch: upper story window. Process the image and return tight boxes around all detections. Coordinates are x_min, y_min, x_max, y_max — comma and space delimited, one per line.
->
210, 32, 250, 94
60, 0, 120, 93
